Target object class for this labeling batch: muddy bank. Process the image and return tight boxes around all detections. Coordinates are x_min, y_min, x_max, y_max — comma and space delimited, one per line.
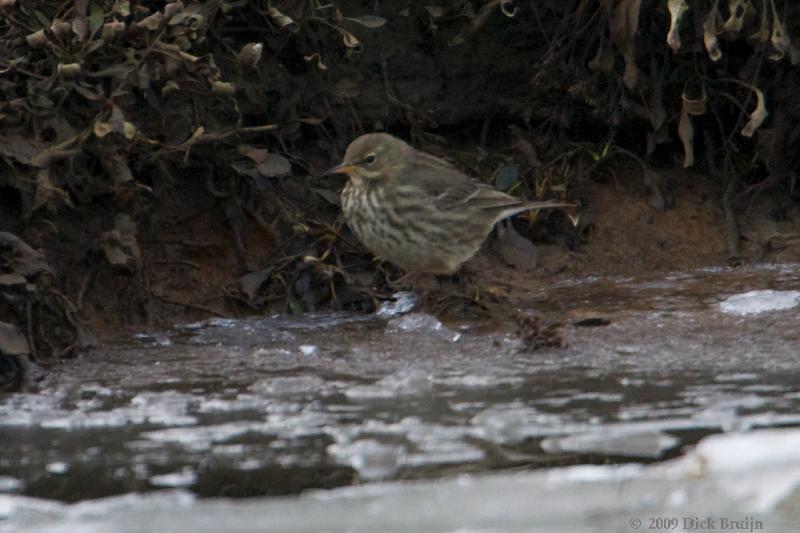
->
2, 1, 800, 388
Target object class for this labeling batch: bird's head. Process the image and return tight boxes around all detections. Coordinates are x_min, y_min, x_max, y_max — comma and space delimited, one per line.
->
327, 133, 413, 186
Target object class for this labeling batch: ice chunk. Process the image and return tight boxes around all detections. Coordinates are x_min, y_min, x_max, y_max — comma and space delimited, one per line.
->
376, 291, 418, 317
718, 290, 800, 315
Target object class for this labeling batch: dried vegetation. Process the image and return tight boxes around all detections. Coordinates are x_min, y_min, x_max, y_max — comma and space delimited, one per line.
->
0, 0, 799, 387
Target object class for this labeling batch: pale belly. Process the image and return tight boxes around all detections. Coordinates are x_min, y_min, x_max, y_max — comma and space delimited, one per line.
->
341, 184, 491, 273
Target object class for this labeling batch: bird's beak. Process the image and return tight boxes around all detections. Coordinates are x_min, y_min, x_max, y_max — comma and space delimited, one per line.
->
326, 162, 355, 176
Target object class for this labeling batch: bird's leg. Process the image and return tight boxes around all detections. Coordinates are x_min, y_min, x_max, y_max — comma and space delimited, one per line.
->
446, 264, 480, 302
388, 270, 424, 290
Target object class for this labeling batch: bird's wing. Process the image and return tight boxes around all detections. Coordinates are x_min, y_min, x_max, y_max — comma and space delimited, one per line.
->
402, 152, 522, 212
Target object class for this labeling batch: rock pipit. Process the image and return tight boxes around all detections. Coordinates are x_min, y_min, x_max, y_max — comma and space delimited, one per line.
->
329, 133, 573, 275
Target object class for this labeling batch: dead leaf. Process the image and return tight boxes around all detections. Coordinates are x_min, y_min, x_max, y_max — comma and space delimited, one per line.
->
667, 0, 689, 50
25, 29, 47, 48
100, 153, 134, 185
682, 84, 707, 116
0, 274, 26, 287
101, 21, 125, 41
136, 11, 164, 31
704, 1, 724, 61
210, 80, 236, 96
100, 214, 140, 272
267, 7, 298, 33
0, 321, 29, 356
768, 0, 790, 61
741, 84, 767, 137
239, 268, 273, 301
163, 0, 184, 19
56, 63, 82, 78
500, 0, 517, 17
304, 53, 327, 70
238, 42, 263, 69
50, 19, 73, 40
94, 105, 137, 140
609, 0, 641, 89
34, 168, 74, 212
72, 14, 89, 40
238, 144, 269, 164
341, 30, 361, 49
161, 80, 180, 97
345, 15, 387, 28
723, 0, 751, 32
257, 154, 292, 177
424, 6, 443, 18
230, 163, 260, 180
0, 232, 53, 278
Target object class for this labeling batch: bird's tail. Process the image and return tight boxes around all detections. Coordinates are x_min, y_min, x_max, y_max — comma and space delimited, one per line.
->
502, 199, 575, 216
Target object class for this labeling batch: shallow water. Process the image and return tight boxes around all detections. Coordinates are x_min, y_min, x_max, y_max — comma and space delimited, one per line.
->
2, 264, 800, 530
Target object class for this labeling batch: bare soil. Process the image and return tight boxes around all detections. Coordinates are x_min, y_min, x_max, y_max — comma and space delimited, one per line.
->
71, 165, 800, 340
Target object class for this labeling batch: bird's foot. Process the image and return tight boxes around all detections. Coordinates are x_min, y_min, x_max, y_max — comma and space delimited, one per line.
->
388, 271, 426, 291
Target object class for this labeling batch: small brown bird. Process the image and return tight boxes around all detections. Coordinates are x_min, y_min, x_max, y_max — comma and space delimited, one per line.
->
329, 133, 572, 275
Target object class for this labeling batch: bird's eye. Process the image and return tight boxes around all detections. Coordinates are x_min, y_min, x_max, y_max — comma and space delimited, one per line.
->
364, 154, 377, 165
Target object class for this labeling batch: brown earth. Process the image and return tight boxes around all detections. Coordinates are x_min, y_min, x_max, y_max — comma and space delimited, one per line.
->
75, 163, 800, 339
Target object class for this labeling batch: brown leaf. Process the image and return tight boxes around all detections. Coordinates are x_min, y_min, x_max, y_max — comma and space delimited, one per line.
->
72, 15, 89, 41
609, 0, 641, 89
136, 11, 164, 31
682, 84, 707, 116
0, 232, 53, 278
341, 30, 361, 49
704, 1, 724, 61
267, 7, 298, 33
238, 145, 269, 164
304, 53, 327, 70
0, 321, 29, 356
100, 153, 134, 185
100, 214, 140, 271
723, 0, 751, 32
741, 85, 767, 137
768, 0, 790, 61
0, 274, 26, 287
239, 268, 273, 301
667, 0, 689, 50
25, 29, 48, 49
238, 42, 263, 69
210, 80, 236, 96
345, 15, 387, 28
256, 154, 292, 177
94, 105, 137, 140
34, 168, 74, 212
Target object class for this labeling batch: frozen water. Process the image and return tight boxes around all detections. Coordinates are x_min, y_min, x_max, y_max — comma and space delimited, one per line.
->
385, 312, 443, 333
2, 262, 800, 525
149, 468, 197, 488
1, 429, 799, 532
541, 430, 679, 458
718, 289, 800, 315
376, 291, 418, 317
